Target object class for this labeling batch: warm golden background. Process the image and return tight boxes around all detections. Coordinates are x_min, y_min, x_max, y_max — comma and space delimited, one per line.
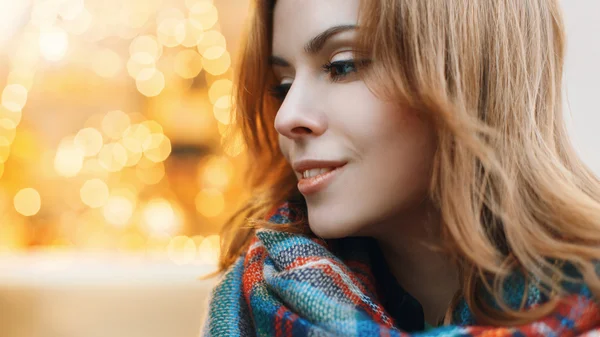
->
0, 1, 251, 335
0, 0, 251, 264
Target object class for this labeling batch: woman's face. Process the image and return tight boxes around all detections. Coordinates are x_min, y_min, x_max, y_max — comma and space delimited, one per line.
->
271, 0, 437, 238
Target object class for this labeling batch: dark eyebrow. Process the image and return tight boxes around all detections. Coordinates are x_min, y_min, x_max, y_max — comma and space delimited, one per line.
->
269, 24, 358, 68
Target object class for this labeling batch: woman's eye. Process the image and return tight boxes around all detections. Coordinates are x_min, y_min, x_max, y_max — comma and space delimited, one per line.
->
268, 83, 291, 101
322, 60, 357, 81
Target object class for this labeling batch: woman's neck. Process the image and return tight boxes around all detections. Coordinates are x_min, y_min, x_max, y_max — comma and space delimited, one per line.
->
374, 204, 460, 326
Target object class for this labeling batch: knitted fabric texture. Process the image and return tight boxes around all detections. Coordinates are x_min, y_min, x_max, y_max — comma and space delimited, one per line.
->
203, 202, 600, 336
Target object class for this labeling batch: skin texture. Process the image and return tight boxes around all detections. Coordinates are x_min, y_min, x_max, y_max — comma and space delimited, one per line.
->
271, 0, 460, 325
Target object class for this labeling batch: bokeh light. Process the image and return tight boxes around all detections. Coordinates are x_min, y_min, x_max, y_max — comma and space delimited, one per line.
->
129, 35, 163, 61
54, 139, 85, 177
189, 2, 219, 31
208, 79, 233, 104
0, 0, 247, 262
74, 128, 104, 157
136, 68, 165, 97
103, 195, 134, 227
80, 179, 110, 208
197, 30, 226, 56
101, 110, 131, 140
39, 26, 69, 61
142, 199, 182, 238
157, 18, 186, 48
98, 143, 128, 172
14, 188, 41, 217
2, 84, 28, 112
174, 49, 203, 79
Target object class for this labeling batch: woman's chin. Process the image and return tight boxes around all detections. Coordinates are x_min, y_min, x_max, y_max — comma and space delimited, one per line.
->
306, 209, 360, 239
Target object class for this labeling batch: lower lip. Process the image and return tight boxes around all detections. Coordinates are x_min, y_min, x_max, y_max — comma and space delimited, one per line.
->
297, 165, 345, 195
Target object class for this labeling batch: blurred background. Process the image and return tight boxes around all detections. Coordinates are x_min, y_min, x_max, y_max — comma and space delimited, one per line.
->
0, 0, 250, 336
0, 0, 597, 336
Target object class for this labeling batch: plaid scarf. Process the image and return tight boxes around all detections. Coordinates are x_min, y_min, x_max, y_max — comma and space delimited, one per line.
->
203, 202, 600, 336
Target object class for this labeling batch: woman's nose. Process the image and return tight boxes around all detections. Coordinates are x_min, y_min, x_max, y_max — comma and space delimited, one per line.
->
273, 83, 327, 140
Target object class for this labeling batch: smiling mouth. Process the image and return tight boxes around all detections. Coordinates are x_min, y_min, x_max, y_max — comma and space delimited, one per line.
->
297, 164, 346, 195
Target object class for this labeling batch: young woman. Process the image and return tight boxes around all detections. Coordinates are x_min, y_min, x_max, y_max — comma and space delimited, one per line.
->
203, 0, 600, 336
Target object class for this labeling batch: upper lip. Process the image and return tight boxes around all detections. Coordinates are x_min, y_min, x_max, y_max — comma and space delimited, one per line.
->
292, 159, 347, 174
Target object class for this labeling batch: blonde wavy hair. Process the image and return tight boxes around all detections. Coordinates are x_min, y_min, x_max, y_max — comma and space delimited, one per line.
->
218, 0, 600, 326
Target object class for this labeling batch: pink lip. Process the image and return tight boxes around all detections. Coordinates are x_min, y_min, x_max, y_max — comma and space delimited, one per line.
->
297, 164, 346, 195
292, 160, 347, 173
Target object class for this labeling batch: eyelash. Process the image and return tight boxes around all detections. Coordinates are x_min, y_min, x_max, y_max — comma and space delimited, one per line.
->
269, 59, 369, 101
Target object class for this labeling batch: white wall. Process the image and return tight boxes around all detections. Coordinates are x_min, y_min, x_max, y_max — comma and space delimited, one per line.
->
562, 1, 600, 174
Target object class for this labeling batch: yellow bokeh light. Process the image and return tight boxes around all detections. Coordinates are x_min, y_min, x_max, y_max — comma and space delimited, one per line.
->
213, 95, 232, 125
123, 146, 143, 167
98, 143, 128, 172
143, 134, 172, 163
91, 49, 123, 78
127, 52, 156, 79
196, 234, 220, 265
200, 156, 234, 190
202, 45, 225, 60
0, 145, 9, 164
74, 127, 104, 157
122, 124, 151, 153
174, 49, 203, 79
0, 107, 21, 131
0, 129, 12, 145
80, 179, 110, 208
202, 51, 231, 76
101, 110, 131, 140
189, 2, 219, 31
2, 84, 28, 112
14, 188, 41, 217
157, 18, 186, 48
136, 161, 165, 185
208, 79, 233, 104
142, 199, 182, 238
129, 35, 162, 61
195, 188, 225, 217
136, 68, 165, 97
0, 162, 4, 179
0, 119, 17, 130
141, 120, 164, 134
54, 139, 85, 177
167, 236, 196, 265
103, 195, 134, 227
196, 30, 226, 55
39, 27, 69, 62
181, 19, 204, 47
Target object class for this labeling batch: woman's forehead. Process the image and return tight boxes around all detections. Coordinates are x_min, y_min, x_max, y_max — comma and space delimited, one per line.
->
271, 0, 360, 55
